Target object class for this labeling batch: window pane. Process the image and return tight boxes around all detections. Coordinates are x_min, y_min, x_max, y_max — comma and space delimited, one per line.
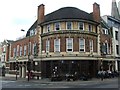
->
115, 31, 118, 40
103, 29, 105, 34
88, 25, 92, 32
89, 40, 93, 52
67, 22, 72, 30
54, 39, 60, 52
46, 40, 50, 52
20, 46, 22, 56
116, 45, 119, 55
24, 45, 26, 56
79, 22, 84, 30
55, 23, 60, 30
66, 38, 73, 52
47, 25, 50, 32
79, 39, 85, 52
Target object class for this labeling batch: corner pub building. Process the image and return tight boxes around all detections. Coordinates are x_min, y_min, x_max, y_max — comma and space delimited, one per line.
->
9, 3, 114, 79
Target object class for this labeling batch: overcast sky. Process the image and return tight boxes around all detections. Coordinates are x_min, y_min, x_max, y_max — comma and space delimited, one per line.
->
0, 0, 120, 42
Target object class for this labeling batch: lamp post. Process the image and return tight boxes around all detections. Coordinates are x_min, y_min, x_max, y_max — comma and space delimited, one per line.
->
100, 58, 103, 71
21, 29, 31, 81
15, 58, 18, 80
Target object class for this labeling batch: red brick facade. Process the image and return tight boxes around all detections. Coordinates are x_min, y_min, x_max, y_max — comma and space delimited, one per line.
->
11, 35, 38, 57
42, 34, 97, 53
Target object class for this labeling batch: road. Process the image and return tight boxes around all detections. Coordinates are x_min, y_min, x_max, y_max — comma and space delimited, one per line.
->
1, 77, 119, 89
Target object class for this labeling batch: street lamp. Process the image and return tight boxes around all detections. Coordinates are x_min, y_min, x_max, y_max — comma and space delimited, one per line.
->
15, 58, 18, 80
21, 29, 31, 81
100, 58, 103, 71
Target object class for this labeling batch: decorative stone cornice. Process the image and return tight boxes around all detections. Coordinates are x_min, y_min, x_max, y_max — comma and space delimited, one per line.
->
41, 30, 98, 37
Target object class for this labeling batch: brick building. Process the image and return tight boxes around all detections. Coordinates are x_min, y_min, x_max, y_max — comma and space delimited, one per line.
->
0, 40, 14, 73
102, 0, 120, 71
9, 3, 114, 79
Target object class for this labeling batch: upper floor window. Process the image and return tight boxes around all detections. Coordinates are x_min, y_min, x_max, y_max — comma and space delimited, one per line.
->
46, 40, 50, 53
89, 40, 93, 52
105, 42, 109, 54
116, 45, 119, 55
66, 22, 72, 30
34, 29, 37, 35
88, 24, 92, 32
101, 42, 109, 55
47, 25, 50, 32
20, 46, 22, 56
66, 38, 73, 52
79, 39, 85, 52
17, 45, 19, 56
55, 22, 60, 30
28, 42, 31, 55
33, 43, 37, 56
32, 43, 35, 55
115, 31, 118, 40
3, 45, 6, 52
102, 28, 108, 35
24, 45, 26, 56
30, 29, 35, 36
13, 48, 16, 57
30, 28, 37, 36
54, 39, 60, 52
79, 22, 84, 30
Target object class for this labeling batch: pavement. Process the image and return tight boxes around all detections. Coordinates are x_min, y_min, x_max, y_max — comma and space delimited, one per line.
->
0, 74, 119, 84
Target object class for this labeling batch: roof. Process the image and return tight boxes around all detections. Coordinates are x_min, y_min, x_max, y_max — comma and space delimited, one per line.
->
26, 20, 37, 37
26, 7, 98, 37
108, 16, 120, 24
101, 18, 109, 29
1, 40, 14, 46
100, 18, 113, 37
43, 7, 94, 23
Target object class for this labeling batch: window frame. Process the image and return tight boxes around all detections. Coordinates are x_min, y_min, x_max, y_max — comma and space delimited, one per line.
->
20, 46, 22, 56
116, 45, 119, 55
66, 38, 73, 52
54, 39, 60, 52
47, 25, 50, 32
17, 45, 19, 56
79, 38, 85, 52
89, 40, 93, 52
102, 28, 108, 35
55, 22, 60, 31
46, 40, 50, 53
66, 22, 72, 30
88, 24, 92, 32
13, 48, 16, 57
78, 22, 84, 30
24, 45, 26, 56
115, 31, 118, 40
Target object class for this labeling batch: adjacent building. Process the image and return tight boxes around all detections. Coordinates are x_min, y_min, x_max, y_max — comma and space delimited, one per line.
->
102, 0, 120, 71
100, 18, 113, 72
0, 40, 14, 73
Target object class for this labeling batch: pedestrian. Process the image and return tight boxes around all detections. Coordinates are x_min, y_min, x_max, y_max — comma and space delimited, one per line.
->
2, 65, 6, 77
100, 70, 104, 81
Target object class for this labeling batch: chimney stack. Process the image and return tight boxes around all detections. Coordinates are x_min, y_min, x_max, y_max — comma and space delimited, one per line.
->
37, 4, 45, 24
93, 3, 100, 23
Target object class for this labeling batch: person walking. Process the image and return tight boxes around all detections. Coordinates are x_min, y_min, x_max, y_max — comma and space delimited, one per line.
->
100, 70, 104, 81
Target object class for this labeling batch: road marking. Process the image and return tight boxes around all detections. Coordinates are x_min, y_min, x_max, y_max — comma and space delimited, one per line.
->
25, 85, 31, 87
2, 81, 15, 84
